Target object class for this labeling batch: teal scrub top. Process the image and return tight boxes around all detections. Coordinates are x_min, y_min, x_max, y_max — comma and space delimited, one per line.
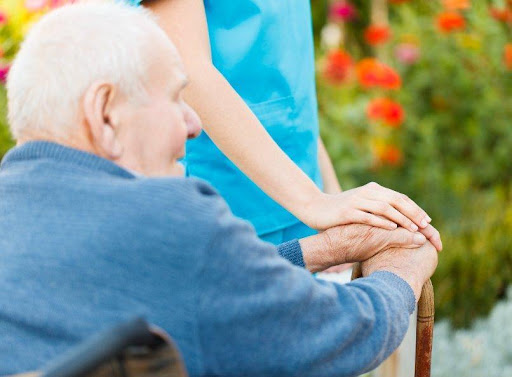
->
185, 0, 323, 235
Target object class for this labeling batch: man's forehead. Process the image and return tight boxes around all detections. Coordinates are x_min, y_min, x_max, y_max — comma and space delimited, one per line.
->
147, 37, 187, 85
168, 57, 187, 87
165, 42, 188, 86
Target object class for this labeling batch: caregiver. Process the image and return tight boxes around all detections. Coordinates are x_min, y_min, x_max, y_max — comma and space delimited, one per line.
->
143, 0, 440, 247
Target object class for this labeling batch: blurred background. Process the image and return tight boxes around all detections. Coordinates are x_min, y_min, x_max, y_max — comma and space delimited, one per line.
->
0, 0, 511, 376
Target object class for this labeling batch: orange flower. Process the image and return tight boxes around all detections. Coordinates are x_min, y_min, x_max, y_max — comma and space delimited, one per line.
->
489, 7, 512, 23
437, 12, 466, 33
323, 49, 353, 84
375, 144, 403, 166
356, 58, 401, 90
504, 43, 512, 70
364, 25, 391, 46
442, 0, 470, 10
367, 97, 405, 127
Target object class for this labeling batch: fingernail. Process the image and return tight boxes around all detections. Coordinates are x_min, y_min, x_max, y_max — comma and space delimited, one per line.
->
414, 233, 426, 244
410, 224, 419, 232
420, 219, 428, 228
426, 215, 432, 222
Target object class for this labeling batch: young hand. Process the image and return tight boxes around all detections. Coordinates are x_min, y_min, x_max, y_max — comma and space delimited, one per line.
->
301, 182, 441, 249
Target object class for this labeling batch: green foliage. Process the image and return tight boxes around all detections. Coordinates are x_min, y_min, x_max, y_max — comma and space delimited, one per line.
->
315, 1, 512, 327
0, 87, 13, 158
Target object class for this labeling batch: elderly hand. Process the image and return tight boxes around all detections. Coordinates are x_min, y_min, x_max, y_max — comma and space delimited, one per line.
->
300, 182, 442, 251
300, 224, 429, 273
362, 241, 438, 302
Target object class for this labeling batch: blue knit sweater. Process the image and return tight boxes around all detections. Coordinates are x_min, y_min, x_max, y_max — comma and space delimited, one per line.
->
0, 142, 415, 376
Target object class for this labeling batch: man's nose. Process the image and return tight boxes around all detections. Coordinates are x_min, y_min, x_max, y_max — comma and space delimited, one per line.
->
183, 102, 202, 139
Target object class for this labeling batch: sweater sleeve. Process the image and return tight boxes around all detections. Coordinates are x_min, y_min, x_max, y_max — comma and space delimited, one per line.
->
276, 239, 304, 267
196, 202, 416, 377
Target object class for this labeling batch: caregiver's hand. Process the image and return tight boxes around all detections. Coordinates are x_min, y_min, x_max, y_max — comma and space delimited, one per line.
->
301, 182, 442, 250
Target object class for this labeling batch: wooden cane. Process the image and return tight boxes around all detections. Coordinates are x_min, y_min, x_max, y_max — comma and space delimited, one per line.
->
351, 263, 434, 377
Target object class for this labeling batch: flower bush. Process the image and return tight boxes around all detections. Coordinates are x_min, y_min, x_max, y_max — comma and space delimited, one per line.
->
314, 0, 512, 328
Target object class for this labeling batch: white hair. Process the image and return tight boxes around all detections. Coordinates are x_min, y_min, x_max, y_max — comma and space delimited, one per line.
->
7, 1, 169, 139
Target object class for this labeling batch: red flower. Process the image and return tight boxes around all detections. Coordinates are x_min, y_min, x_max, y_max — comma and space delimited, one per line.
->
367, 98, 405, 128
490, 7, 512, 23
437, 12, 466, 33
356, 58, 401, 90
329, 1, 357, 22
375, 144, 403, 166
364, 25, 391, 46
323, 49, 353, 84
504, 43, 512, 70
381, 146, 403, 166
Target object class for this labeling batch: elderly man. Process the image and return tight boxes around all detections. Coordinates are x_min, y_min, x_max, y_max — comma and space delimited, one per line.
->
0, 3, 439, 376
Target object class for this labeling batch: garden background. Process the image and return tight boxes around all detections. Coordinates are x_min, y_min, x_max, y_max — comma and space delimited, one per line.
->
0, 0, 511, 375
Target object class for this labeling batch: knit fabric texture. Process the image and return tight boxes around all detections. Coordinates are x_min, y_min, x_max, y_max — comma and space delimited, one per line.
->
0, 141, 415, 376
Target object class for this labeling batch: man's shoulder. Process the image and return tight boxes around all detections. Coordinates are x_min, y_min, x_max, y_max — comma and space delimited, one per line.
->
118, 176, 241, 253
117, 175, 232, 228
128, 175, 222, 206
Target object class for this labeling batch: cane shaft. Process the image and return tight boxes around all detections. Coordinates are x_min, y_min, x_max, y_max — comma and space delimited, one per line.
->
350, 264, 434, 377
415, 279, 434, 377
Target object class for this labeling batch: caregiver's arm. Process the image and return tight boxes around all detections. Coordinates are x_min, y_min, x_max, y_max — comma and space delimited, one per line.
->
143, 0, 436, 236
318, 138, 342, 194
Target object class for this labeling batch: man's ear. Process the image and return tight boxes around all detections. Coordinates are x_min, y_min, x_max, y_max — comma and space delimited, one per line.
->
82, 81, 123, 159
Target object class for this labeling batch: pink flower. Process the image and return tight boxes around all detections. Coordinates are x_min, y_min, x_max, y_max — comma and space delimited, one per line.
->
395, 43, 420, 65
0, 65, 10, 84
0, 11, 7, 26
25, 0, 48, 12
49, 0, 70, 9
329, 1, 357, 22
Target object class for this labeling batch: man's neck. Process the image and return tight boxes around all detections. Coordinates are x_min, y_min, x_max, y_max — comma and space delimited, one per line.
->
17, 130, 93, 155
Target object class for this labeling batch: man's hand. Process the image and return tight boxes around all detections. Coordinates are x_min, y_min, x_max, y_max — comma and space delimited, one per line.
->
300, 182, 442, 251
300, 224, 428, 273
362, 241, 438, 302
